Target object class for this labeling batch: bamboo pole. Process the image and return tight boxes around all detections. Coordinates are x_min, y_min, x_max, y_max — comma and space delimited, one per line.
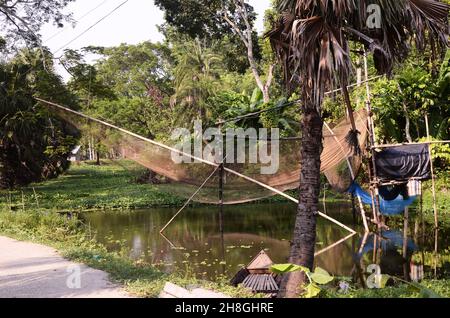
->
218, 163, 224, 234
160, 232, 176, 249
323, 122, 369, 232
314, 232, 356, 257
160, 166, 220, 233
363, 52, 381, 227
372, 140, 450, 149
425, 115, 439, 230
218, 122, 225, 235
325, 76, 383, 97
403, 207, 409, 281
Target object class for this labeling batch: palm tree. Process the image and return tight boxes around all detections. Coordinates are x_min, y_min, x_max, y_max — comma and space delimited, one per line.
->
171, 38, 222, 123
268, 0, 449, 298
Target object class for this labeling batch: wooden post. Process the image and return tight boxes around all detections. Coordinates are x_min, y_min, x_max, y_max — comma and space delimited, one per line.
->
434, 227, 439, 279
219, 163, 224, 235
363, 52, 381, 227
218, 121, 225, 235
160, 166, 221, 233
425, 114, 439, 230
403, 207, 409, 281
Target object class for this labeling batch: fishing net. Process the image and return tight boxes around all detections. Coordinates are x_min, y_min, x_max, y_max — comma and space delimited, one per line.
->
41, 100, 368, 205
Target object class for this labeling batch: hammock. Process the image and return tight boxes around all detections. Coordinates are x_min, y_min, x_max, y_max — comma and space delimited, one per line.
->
347, 183, 417, 216
38, 98, 369, 205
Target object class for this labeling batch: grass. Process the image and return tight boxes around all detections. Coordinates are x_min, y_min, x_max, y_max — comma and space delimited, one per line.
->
0, 160, 186, 212
322, 279, 450, 298
421, 170, 450, 226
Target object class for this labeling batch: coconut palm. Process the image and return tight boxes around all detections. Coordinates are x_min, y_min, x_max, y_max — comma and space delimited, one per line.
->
171, 38, 223, 123
268, 0, 449, 298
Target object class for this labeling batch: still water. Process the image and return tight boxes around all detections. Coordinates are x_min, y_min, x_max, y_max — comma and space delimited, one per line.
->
82, 202, 447, 281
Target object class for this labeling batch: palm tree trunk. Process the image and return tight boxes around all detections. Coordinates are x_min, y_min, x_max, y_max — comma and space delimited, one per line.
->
278, 106, 323, 298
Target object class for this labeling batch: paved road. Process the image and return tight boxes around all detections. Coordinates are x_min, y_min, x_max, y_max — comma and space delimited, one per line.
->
0, 236, 131, 298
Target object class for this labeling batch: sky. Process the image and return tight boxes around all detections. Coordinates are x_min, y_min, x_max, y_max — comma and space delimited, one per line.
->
39, 0, 272, 79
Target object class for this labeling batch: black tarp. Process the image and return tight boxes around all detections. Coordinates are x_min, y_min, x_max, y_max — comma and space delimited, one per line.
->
375, 144, 431, 182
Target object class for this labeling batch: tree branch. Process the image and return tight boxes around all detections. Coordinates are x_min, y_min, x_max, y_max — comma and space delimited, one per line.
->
265, 64, 275, 90
222, 13, 248, 47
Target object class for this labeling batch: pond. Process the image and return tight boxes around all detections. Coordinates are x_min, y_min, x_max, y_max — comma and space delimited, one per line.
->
82, 202, 448, 282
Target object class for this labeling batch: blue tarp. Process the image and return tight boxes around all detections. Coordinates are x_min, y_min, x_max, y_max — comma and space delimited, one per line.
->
347, 183, 417, 216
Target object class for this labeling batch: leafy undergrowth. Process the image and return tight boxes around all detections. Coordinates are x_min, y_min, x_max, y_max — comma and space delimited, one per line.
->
0, 210, 255, 298
421, 170, 450, 226
0, 160, 186, 212
322, 279, 450, 298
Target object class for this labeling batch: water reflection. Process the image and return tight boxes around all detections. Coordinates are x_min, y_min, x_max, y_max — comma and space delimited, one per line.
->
81, 202, 447, 281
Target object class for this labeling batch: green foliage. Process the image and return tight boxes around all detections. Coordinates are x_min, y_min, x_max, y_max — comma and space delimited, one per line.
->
0, 49, 79, 189
310, 267, 335, 285
271, 263, 310, 274
270, 263, 334, 298
369, 54, 450, 144
61, 49, 116, 102
0, 161, 185, 212
170, 38, 224, 124
419, 137, 450, 169
92, 43, 172, 99
438, 49, 450, 99
323, 279, 450, 298
88, 97, 172, 140
154, 0, 258, 42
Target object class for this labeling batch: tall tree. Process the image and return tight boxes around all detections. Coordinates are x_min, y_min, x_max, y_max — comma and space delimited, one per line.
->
155, 0, 274, 102
268, 0, 449, 298
170, 38, 223, 123
0, 49, 79, 188
222, 0, 274, 102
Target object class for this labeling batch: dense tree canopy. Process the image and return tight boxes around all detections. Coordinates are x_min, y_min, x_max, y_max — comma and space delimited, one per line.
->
0, 50, 79, 188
